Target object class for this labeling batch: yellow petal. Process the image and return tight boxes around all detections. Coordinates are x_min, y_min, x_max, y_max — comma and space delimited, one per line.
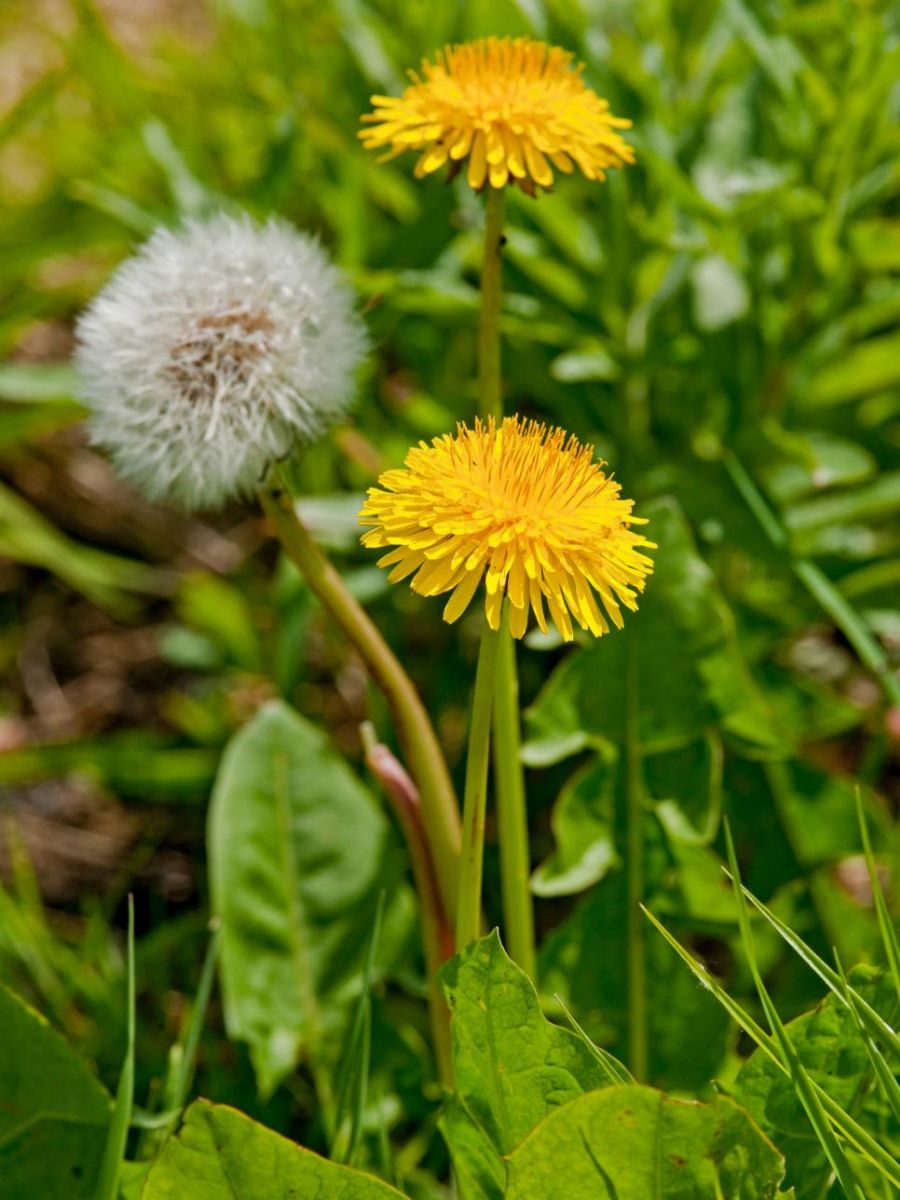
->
442, 567, 483, 624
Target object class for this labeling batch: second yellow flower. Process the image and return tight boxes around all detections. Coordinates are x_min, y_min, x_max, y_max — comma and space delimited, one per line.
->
360, 416, 654, 641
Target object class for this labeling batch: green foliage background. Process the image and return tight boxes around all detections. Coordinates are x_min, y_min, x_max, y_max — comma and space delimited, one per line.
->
0, 0, 898, 1196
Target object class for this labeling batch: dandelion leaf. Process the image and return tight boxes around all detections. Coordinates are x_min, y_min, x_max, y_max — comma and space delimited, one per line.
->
208, 700, 412, 1097
0, 984, 111, 1200
141, 1100, 407, 1198
506, 1085, 786, 1199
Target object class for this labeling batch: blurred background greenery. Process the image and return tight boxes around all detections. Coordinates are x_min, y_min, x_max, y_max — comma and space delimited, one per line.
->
0, 0, 898, 1195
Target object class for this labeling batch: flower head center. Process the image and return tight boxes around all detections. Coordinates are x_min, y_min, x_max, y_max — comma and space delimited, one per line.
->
428, 44, 578, 130
166, 308, 275, 404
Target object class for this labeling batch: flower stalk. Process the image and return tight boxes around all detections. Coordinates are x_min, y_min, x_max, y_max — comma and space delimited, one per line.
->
493, 611, 536, 978
457, 619, 501, 952
259, 478, 462, 922
477, 185, 536, 976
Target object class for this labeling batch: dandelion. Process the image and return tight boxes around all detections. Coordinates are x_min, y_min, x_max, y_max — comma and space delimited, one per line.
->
75, 212, 368, 510
359, 37, 634, 194
360, 416, 654, 641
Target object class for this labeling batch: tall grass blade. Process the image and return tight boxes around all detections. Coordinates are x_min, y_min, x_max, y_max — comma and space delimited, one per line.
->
140, 923, 222, 1158
724, 823, 865, 1200
833, 952, 900, 1126
94, 896, 135, 1200
856, 788, 900, 1001
554, 993, 635, 1085
330, 891, 385, 1165
172, 925, 221, 1113
641, 906, 775, 1057
644, 897, 900, 1186
730, 874, 900, 1055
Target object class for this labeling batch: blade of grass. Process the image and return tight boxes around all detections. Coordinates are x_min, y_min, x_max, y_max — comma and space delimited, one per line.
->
94, 896, 135, 1200
724, 823, 866, 1200
834, 952, 900, 1126
729, 875, 900, 1055
725, 452, 900, 707
641, 906, 775, 1055
348, 992, 373, 1169
553, 993, 635, 1085
374, 1083, 397, 1190
330, 891, 385, 1165
138, 923, 222, 1158
172, 924, 221, 1113
643, 907, 900, 1188
856, 788, 900, 1000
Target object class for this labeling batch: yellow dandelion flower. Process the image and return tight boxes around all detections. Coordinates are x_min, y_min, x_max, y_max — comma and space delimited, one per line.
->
359, 37, 635, 194
359, 416, 654, 642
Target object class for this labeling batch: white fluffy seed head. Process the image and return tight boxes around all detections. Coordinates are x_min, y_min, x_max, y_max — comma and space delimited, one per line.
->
75, 212, 368, 510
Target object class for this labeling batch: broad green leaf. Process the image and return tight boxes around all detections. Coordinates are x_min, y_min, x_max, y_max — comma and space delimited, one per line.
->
439, 931, 613, 1156
141, 1100, 406, 1199
208, 700, 411, 1097
531, 751, 617, 897
506, 1085, 786, 1199
523, 498, 784, 764
540, 875, 732, 1090
118, 1162, 149, 1200
0, 985, 111, 1199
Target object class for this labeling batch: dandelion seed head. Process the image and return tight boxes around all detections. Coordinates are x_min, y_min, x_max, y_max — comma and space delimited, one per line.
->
76, 213, 368, 510
360, 37, 635, 194
360, 416, 654, 641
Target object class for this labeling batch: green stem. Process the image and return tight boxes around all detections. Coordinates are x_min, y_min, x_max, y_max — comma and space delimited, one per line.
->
477, 183, 536, 974
493, 610, 536, 976
457, 620, 500, 953
259, 482, 462, 923
361, 725, 453, 1088
625, 632, 648, 1081
725, 452, 900, 708
478, 186, 505, 421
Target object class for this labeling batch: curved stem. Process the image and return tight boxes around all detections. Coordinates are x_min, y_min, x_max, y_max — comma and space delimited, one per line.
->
493, 611, 536, 977
362, 726, 453, 1088
457, 620, 500, 953
259, 483, 461, 922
